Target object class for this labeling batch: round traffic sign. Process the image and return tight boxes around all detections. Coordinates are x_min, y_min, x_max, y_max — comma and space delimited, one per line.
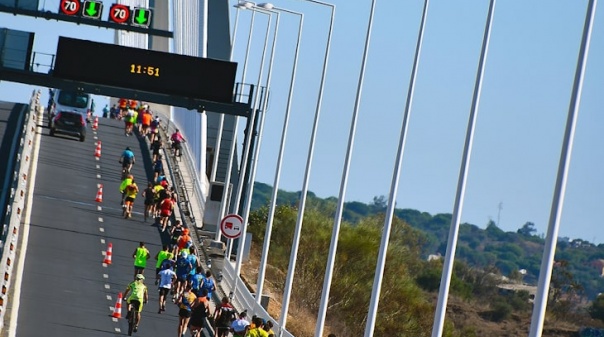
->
60, 0, 81, 16
109, 4, 131, 24
220, 214, 244, 239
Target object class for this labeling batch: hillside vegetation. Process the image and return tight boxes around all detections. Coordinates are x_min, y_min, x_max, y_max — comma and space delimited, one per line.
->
247, 182, 604, 336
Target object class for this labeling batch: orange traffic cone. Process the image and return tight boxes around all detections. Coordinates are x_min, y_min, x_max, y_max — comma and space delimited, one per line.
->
95, 184, 103, 203
104, 242, 113, 264
92, 116, 99, 130
112, 292, 123, 318
94, 142, 101, 157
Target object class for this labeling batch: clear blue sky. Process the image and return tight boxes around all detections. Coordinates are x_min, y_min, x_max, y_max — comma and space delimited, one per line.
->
1, 0, 603, 244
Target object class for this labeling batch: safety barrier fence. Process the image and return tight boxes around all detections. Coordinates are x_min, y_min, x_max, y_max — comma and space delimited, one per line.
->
0, 90, 41, 331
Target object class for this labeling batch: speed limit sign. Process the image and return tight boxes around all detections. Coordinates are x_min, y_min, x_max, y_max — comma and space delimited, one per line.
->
220, 214, 243, 239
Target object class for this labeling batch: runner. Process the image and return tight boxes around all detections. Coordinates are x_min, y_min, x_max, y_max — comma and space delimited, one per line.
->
140, 106, 152, 137
213, 296, 235, 337
149, 116, 161, 143
201, 270, 216, 301
174, 251, 192, 301
189, 288, 210, 337
142, 182, 155, 222
155, 244, 174, 284
159, 192, 174, 232
157, 262, 176, 314
132, 241, 150, 279
176, 284, 197, 337
123, 179, 139, 219
150, 135, 163, 162
119, 147, 136, 175
119, 174, 134, 206
230, 311, 250, 337
153, 156, 164, 181
169, 220, 184, 256
188, 266, 205, 297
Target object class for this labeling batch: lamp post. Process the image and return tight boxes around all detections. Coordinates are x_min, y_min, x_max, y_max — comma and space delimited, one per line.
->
216, 0, 260, 244
210, 2, 245, 186
276, 0, 334, 334
529, 1, 597, 336
254, 2, 304, 310
432, 1, 496, 336
360, 1, 430, 336
232, 7, 276, 286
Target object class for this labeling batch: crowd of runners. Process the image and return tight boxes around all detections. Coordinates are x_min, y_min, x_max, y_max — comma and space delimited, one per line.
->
112, 99, 278, 337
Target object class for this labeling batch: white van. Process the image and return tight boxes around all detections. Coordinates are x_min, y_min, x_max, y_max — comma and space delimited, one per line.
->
47, 89, 93, 127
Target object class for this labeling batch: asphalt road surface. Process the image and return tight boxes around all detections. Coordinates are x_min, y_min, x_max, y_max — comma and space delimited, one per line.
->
14, 115, 192, 336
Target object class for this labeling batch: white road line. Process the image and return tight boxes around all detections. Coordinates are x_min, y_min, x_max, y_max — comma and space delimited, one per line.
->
115, 328, 121, 333
95, 157, 99, 161
97, 174, 101, 179
104, 284, 110, 289
101, 238, 105, 244
102, 251, 106, 256
96, 164, 100, 169
112, 318, 118, 323
107, 294, 112, 300
8, 106, 43, 337
97, 206, 102, 211
103, 274, 109, 279
102, 263, 108, 268
98, 217, 103, 222
97, 183, 102, 188
94, 135, 98, 139
99, 227, 105, 233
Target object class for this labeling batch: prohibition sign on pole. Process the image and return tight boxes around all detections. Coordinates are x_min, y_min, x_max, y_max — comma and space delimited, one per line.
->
220, 214, 243, 239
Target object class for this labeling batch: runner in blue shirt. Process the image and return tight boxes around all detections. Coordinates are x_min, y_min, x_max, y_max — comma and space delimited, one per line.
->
173, 251, 192, 301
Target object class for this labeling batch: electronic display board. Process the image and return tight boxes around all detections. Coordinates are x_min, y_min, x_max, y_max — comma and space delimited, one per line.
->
53, 37, 237, 104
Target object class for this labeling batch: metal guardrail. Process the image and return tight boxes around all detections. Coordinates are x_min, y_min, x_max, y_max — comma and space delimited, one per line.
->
0, 90, 41, 331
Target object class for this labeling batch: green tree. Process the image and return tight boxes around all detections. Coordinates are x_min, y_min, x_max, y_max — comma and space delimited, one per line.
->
517, 222, 537, 236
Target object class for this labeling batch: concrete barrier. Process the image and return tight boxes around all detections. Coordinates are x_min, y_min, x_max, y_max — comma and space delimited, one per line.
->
0, 90, 41, 331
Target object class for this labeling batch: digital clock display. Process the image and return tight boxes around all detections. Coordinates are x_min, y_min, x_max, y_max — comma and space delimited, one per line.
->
53, 37, 237, 104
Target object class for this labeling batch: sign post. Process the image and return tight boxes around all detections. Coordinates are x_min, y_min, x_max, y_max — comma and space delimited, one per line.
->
220, 214, 243, 239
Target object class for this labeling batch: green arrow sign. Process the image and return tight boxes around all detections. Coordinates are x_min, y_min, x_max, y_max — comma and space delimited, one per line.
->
82, 0, 102, 19
132, 7, 152, 27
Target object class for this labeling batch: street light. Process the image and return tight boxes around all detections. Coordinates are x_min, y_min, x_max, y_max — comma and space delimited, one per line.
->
432, 0, 497, 336
253, 3, 304, 309
231, 5, 276, 287
274, 0, 335, 334
215, 0, 262, 243
210, 0, 245, 196
360, 1, 430, 336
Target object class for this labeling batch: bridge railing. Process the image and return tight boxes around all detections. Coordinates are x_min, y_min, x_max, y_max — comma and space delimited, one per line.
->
0, 90, 41, 331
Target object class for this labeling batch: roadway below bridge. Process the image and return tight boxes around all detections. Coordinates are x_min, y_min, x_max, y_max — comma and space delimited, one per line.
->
7, 112, 208, 337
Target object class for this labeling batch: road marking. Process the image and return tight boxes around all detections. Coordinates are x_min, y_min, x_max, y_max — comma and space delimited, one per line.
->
105, 284, 110, 289
101, 238, 105, 244
112, 318, 118, 323
94, 135, 98, 139
103, 274, 109, 279
97, 174, 101, 179
97, 206, 102, 211
102, 251, 106, 256
115, 328, 121, 332
102, 263, 108, 267
99, 227, 105, 233
107, 294, 112, 300
96, 164, 100, 169
95, 157, 99, 161
98, 217, 103, 223
97, 183, 102, 188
